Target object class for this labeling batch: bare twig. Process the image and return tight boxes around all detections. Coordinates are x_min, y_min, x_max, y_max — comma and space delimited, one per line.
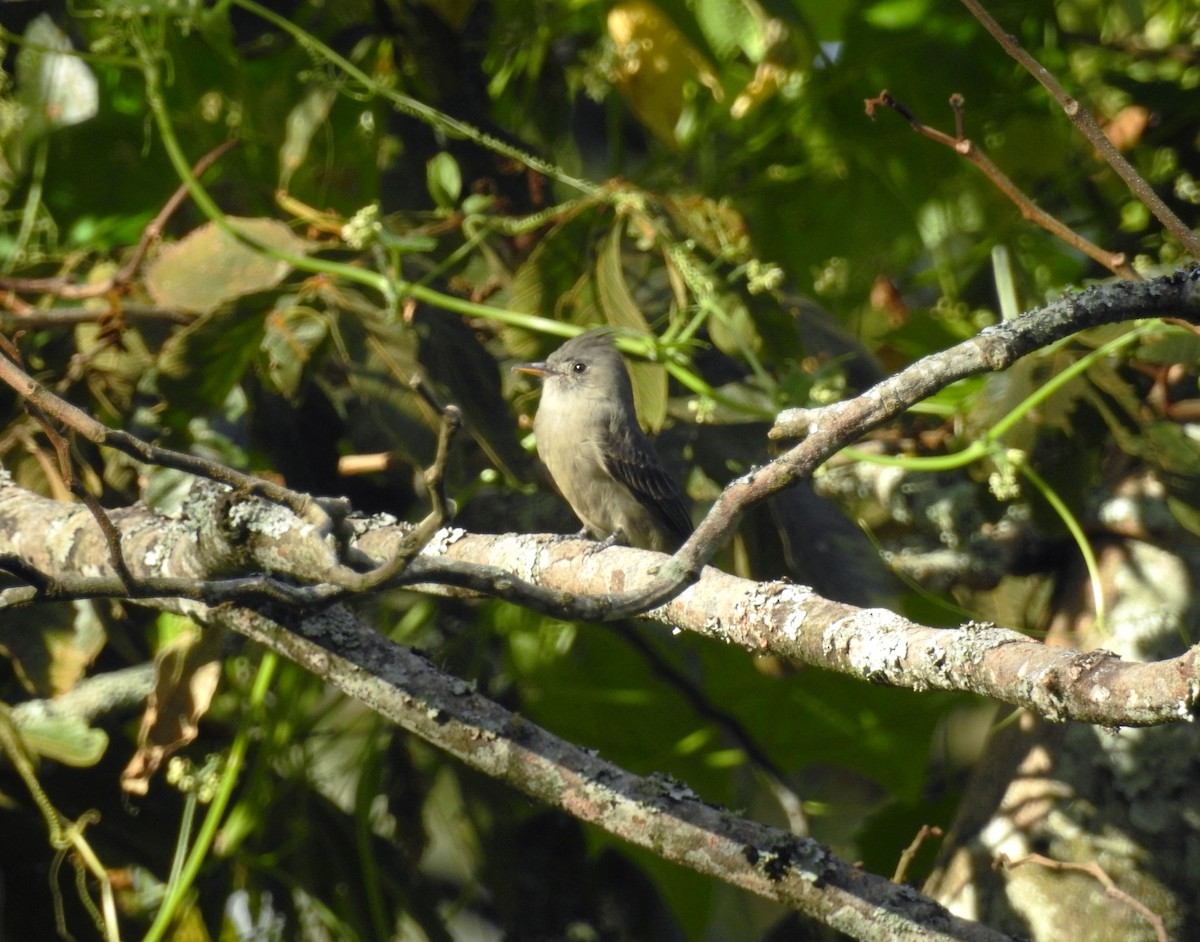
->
960, 0, 1200, 260
116, 139, 238, 283
0, 141, 237, 301
0, 348, 337, 532
894, 825, 944, 883
347, 400, 462, 591
0, 569, 345, 611
996, 853, 1169, 942
865, 90, 1136, 280
0, 304, 193, 329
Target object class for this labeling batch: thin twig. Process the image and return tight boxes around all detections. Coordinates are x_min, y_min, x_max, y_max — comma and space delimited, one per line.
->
0, 348, 336, 531
865, 90, 1137, 279
893, 824, 943, 883
116, 139, 238, 283
0, 304, 193, 328
25, 405, 136, 589
960, 0, 1200, 259
349, 401, 462, 591
0, 565, 346, 611
996, 853, 1169, 942
0, 141, 237, 301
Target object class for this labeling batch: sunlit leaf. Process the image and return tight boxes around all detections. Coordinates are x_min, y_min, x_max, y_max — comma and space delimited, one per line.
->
693, 0, 763, 61
16, 14, 98, 132
17, 716, 108, 768
145, 217, 310, 314
0, 602, 106, 697
426, 152, 463, 210
607, 0, 723, 145
279, 84, 337, 190
596, 225, 668, 432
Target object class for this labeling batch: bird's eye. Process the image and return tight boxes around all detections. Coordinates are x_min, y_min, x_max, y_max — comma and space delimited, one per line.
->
572, 361, 587, 373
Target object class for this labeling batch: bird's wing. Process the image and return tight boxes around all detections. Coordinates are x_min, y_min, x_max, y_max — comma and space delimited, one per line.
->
602, 426, 694, 546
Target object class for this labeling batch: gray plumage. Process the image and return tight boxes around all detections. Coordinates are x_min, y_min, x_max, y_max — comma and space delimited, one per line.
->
515, 330, 692, 552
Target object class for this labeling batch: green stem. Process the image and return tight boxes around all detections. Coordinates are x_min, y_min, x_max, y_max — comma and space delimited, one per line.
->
229, 0, 597, 198
5, 135, 49, 275
844, 322, 1155, 472
133, 20, 588, 339
142, 652, 279, 942
133, 25, 393, 302
1019, 460, 1105, 626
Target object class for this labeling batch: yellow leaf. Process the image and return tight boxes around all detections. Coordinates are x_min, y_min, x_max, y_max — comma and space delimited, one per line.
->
608, 1, 722, 145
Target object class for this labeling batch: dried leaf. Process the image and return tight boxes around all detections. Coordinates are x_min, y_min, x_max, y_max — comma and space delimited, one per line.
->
121, 623, 223, 795
607, 0, 722, 145
145, 217, 309, 314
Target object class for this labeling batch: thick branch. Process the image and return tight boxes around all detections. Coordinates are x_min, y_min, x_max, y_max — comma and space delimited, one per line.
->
400, 532, 1200, 728
2, 479, 1195, 728
208, 602, 1017, 942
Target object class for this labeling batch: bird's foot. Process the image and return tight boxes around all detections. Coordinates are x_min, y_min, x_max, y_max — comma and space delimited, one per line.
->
587, 527, 626, 553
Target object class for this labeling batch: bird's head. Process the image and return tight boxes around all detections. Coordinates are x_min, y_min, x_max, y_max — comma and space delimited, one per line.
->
514, 329, 634, 404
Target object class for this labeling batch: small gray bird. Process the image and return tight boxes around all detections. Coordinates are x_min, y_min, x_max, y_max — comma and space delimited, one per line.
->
514, 330, 693, 552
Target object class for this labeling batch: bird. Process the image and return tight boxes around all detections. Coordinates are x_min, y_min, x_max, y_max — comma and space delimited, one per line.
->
514, 329, 693, 552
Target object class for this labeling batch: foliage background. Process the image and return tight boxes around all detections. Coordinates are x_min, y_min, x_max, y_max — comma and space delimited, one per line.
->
1, 0, 1198, 939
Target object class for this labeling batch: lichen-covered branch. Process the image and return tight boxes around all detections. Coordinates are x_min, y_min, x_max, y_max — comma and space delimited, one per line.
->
208, 602, 1019, 942
2, 478, 1196, 728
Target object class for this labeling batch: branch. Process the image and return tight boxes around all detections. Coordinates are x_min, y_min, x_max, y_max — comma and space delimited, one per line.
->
404, 531, 1199, 728
996, 854, 1168, 942
2, 479, 1194, 728
960, 0, 1200, 259
208, 601, 1020, 942
10, 664, 156, 726
865, 90, 1136, 280
647, 271, 1200, 620
0, 349, 341, 533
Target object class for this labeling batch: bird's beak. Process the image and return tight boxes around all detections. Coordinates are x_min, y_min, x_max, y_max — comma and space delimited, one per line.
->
513, 361, 557, 378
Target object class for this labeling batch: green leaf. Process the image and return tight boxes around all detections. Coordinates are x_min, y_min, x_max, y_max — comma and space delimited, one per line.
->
145, 217, 310, 314
1132, 331, 1200, 366
261, 302, 330, 398
692, 0, 763, 61
863, 0, 935, 30
17, 716, 109, 767
426, 152, 463, 210
155, 307, 268, 430
508, 206, 600, 324
706, 293, 763, 361
596, 226, 668, 432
